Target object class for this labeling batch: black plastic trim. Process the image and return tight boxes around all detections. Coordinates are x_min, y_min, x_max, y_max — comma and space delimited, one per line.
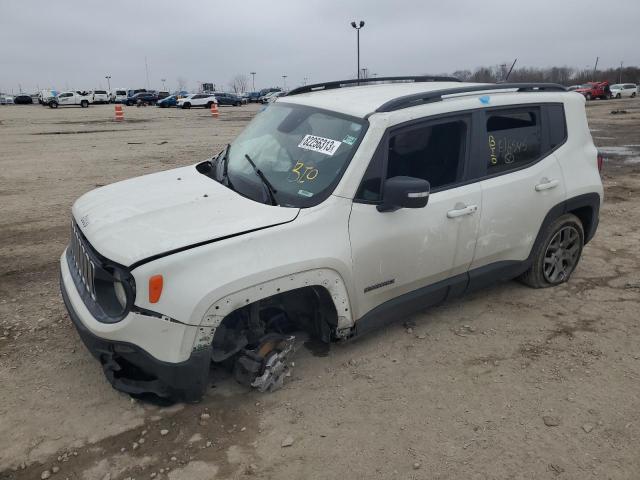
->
286, 76, 461, 96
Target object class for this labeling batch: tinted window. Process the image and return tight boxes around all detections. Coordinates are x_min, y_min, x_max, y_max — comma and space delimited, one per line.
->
386, 119, 467, 190
486, 108, 541, 174
547, 104, 567, 149
355, 140, 386, 202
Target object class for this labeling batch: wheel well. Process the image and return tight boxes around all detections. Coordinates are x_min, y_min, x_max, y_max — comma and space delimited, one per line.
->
209, 286, 338, 363
567, 205, 593, 242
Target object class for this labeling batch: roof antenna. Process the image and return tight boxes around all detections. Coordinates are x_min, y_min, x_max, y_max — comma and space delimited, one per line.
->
504, 58, 518, 82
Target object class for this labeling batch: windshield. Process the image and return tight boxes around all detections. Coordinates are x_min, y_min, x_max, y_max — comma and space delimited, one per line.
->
221, 103, 366, 208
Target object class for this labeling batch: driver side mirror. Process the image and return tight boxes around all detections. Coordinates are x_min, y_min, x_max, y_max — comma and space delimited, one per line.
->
377, 176, 430, 212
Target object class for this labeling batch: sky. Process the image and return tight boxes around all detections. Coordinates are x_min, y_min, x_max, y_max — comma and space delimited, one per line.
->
1, 0, 639, 94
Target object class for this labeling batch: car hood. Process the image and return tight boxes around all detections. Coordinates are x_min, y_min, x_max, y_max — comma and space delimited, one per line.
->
72, 165, 300, 268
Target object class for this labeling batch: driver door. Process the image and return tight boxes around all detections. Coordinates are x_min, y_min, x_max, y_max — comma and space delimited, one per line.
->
348, 113, 482, 324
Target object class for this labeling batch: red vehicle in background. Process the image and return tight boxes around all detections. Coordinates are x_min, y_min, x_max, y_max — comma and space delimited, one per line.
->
574, 82, 611, 100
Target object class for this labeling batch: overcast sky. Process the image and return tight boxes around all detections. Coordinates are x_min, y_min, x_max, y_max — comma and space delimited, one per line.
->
1, 0, 638, 93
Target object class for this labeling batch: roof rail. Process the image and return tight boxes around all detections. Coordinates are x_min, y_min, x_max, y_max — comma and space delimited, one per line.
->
286, 76, 461, 96
376, 83, 567, 112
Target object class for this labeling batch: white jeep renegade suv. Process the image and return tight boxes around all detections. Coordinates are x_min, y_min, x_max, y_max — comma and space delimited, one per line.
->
60, 77, 603, 401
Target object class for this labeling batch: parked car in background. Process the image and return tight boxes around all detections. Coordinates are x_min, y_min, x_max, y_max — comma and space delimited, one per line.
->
124, 89, 147, 104
125, 91, 158, 106
260, 91, 281, 103
177, 93, 217, 109
0, 95, 14, 105
111, 89, 128, 103
91, 90, 109, 104
156, 95, 178, 108
38, 89, 58, 105
13, 94, 34, 104
609, 83, 637, 99
574, 82, 611, 100
567, 85, 580, 91
266, 91, 287, 103
247, 91, 261, 102
49, 91, 90, 108
157, 91, 170, 100
214, 92, 242, 106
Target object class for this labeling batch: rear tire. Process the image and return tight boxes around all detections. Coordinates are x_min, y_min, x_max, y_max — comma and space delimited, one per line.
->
81, 100, 88, 108
520, 214, 584, 288
632, 92, 636, 98
616, 93, 621, 99
586, 93, 592, 100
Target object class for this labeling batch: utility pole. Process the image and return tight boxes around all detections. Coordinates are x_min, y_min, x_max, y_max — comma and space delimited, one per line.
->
282, 75, 287, 90
145, 56, 151, 89
250, 72, 256, 91
592, 56, 599, 80
350, 20, 365, 82
619, 61, 623, 84
161, 78, 166, 91
105, 75, 111, 91
505, 58, 518, 82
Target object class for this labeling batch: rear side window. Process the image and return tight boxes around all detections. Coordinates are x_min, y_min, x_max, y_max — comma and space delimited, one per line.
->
486, 108, 541, 174
546, 104, 567, 149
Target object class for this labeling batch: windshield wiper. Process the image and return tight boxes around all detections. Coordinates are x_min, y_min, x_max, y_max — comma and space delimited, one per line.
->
243, 153, 279, 206
216, 143, 234, 189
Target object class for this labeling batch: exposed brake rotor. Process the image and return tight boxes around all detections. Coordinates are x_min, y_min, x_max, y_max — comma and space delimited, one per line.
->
234, 334, 296, 393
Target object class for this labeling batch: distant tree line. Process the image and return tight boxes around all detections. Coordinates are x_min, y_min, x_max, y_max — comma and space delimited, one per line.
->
446, 65, 640, 85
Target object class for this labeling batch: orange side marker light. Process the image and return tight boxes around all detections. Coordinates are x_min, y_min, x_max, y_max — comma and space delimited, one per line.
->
149, 275, 164, 303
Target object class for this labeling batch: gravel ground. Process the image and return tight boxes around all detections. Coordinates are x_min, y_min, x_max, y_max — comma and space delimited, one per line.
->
0, 99, 639, 480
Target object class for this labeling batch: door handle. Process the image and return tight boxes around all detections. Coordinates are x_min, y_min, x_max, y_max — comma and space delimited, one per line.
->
535, 179, 559, 191
447, 204, 478, 218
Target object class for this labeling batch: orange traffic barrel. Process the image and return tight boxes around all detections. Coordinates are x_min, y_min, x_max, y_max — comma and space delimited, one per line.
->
210, 102, 219, 118
114, 104, 124, 121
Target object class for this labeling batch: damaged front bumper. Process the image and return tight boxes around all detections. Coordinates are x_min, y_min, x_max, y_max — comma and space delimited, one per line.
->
59, 251, 211, 402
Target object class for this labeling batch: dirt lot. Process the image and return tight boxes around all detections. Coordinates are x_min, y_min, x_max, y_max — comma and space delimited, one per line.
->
1, 98, 639, 480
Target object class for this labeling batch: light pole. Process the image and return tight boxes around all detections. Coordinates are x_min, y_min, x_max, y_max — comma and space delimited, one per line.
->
282, 75, 287, 91
350, 20, 365, 81
250, 72, 256, 91
105, 75, 111, 91
161, 78, 166, 91
619, 61, 623, 84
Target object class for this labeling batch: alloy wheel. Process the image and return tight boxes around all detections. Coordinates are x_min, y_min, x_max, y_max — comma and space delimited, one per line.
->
543, 226, 581, 283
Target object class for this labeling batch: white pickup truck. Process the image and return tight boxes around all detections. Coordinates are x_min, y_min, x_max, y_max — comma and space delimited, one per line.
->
49, 91, 90, 108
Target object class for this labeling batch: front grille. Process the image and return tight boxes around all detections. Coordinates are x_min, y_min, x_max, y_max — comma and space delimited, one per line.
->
69, 222, 96, 300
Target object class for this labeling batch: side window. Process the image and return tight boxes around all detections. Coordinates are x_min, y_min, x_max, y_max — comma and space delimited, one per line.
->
387, 119, 467, 190
546, 104, 567, 149
486, 108, 541, 174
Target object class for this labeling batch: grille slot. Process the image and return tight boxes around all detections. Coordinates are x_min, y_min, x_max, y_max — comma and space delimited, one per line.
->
70, 222, 96, 299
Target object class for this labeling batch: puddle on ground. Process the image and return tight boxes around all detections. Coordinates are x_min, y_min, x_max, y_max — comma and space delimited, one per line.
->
598, 146, 639, 156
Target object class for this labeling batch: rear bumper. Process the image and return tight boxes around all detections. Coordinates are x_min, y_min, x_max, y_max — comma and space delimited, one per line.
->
60, 252, 211, 402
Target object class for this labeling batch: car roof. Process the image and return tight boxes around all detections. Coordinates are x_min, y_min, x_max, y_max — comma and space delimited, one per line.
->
281, 81, 481, 118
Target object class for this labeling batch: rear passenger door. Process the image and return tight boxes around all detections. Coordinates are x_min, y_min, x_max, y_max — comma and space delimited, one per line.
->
470, 104, 567, 272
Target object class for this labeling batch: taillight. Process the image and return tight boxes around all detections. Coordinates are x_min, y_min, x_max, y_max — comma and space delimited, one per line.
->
597, 152, 604, 174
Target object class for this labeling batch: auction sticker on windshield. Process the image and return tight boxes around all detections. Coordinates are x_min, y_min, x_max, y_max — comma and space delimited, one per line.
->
298, 134, 342, 156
